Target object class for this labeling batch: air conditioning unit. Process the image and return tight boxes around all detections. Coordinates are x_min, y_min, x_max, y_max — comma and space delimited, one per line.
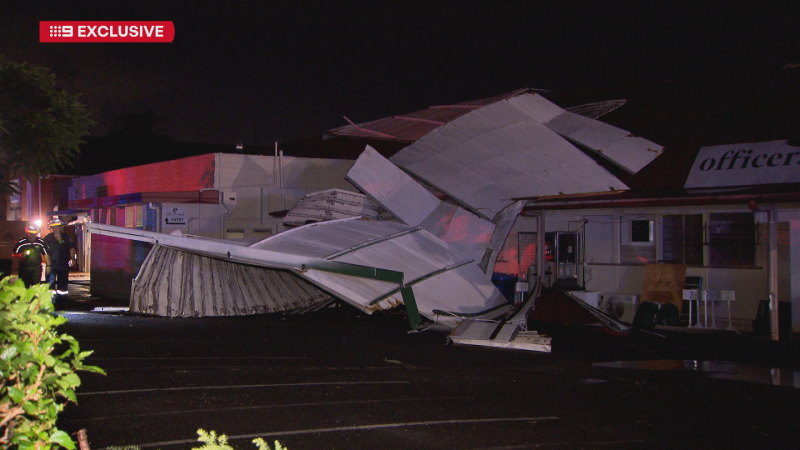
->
599, 294, 639, 323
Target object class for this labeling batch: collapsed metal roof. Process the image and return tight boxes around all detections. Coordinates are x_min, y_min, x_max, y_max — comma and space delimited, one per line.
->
87, 89, 662, 348
251, 217, 508, 321
326, 88, 629, 145
132, 244, 334, 317
283, 188, 392, 226
347, 145, 519, 269
327, 89, 532, 142
389, 93, 662, 220
91, 219, 510, 328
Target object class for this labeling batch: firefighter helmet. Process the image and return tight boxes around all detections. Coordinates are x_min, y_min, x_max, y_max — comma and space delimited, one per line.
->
25, 222, 40, 234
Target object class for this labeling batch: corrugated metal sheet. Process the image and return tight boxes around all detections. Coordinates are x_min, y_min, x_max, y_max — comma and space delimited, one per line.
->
419, 202, 495, 263
448, 321, 552, 352
512, 95, 663, 174
283, 188, 391, 226
131, 244, 334, 317
250, 218, 411, 259
391, 93, 628, 220
326, 90, 629, 145
91, 220, 509, 325
251, 218, 508, 321
346, 146, 442, 226
328, 89, 531, 142
565, 99, 627, 119
347, 147, 497, 264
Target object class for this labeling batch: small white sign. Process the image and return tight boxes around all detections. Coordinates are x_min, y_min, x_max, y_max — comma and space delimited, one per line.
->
685, 140, 800, 188
163, 206, 187, 226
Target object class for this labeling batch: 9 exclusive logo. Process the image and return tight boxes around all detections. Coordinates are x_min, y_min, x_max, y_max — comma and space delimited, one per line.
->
40, 21, 175, 43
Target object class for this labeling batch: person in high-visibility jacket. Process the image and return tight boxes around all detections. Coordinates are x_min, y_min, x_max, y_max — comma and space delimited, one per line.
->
43, 217, 77, 302
11, 222, 51, 287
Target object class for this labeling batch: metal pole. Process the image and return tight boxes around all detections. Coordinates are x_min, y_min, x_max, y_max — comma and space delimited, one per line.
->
536, 210, 545, 297
768, 207, 780, 341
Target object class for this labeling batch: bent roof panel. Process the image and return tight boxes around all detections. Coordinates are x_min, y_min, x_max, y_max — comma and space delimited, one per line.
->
346, 146, 441, 226
251, 218, 507, 320
250, 218, 410, 258
513, 95, 663, 174
391, 94, 627, 219
328, 89, 531, 142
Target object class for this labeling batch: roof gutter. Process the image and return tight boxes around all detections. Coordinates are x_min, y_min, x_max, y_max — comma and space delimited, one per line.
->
523, 191, 800, 211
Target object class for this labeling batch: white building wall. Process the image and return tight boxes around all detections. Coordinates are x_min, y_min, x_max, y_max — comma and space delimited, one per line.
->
160, 203, 225, 237
215, 154, 355, 191
541, 204, 779, 331
214, 154, 356, 241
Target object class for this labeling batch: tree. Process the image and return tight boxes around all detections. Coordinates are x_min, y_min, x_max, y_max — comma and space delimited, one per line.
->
0, 56, 94, 193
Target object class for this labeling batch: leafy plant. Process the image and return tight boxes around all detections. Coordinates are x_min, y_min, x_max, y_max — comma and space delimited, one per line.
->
194, 429, 287, 450
0, 277, 105, 449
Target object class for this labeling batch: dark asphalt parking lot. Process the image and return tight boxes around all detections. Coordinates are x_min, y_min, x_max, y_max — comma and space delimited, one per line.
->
57, 304, 800, 450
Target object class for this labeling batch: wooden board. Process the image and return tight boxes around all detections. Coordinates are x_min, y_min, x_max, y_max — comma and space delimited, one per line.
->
641, 263, 687, 309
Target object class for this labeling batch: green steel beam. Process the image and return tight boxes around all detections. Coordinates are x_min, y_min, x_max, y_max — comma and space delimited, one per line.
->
303, 260, 403, 283
302, 260, 421, 329
400, 286, 422, 329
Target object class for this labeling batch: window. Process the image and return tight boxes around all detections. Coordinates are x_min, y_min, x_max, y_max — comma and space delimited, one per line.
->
125, 205, 144, 228
9, 179, 20, 203
621, 216, 656, 263
662, 214, 703, 265
518, 232, 537, 279
708, 213, 755, 267
631, 220, 653, 242
225, 229, 245, 239
252, 228, 272, 238
661, 213, 756, 267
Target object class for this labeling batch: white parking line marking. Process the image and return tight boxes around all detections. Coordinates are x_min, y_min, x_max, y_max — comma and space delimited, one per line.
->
78, 380, 410, 396
102, 365, 406, 371
64, 396, 472, 423
88, 356, 307, 361
466, 439, 650, 448
136, 417, 560, 448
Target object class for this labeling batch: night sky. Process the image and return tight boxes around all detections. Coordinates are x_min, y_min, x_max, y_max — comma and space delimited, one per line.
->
2, 1, 799, 150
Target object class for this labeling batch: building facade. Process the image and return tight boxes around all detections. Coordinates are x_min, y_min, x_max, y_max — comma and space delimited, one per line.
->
67, 152, 356, 298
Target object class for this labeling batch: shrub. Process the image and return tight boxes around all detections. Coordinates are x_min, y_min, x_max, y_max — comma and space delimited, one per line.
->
194, 429, 287, 450
0, 277, 104, 449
